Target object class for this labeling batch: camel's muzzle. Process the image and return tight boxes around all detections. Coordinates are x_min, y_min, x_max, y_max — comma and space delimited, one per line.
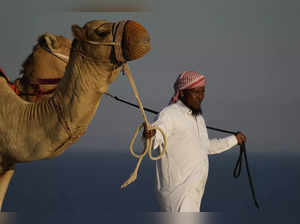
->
79, 20, 151, 64
116, 20, 151, 62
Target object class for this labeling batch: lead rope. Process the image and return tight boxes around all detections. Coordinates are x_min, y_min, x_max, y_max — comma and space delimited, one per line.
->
210, 126, 261, 210
104, 90, 261, 209
120, 63, 167, 189
233, 142, 260, 209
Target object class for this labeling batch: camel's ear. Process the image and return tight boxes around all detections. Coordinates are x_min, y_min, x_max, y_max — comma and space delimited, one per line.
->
72, 25, 85, 41
40, 33, 58, 51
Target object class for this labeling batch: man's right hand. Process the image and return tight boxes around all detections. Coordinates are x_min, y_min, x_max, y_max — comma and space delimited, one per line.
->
235, 131, 247, 145
143, 122, 156, 139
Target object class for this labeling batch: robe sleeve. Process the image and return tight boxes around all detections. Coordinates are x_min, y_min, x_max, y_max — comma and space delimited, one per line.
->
150, 109, 173, 150
207, 135, 238, 155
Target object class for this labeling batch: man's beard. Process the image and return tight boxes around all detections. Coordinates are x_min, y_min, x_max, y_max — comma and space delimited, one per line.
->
191, 106, 202, 116
179, 98, 203, 116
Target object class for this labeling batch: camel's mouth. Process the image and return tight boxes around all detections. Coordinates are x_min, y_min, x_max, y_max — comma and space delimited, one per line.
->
115, 20, 151, 62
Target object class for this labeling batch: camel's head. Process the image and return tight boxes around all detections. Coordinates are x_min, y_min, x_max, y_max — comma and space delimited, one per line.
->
38, 33, 72, 62
19, 33, 72, 102
71, 20, 151, 65
21, 33, 71, 77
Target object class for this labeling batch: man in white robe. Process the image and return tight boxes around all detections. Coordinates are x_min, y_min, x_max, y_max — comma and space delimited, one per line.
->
143, 71, 246, 212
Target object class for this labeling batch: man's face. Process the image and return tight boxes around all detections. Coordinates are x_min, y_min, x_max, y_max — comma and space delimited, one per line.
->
180, 86, 205, 114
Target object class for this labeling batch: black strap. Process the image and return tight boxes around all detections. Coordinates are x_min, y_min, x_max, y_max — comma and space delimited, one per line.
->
0, 69, 10, 83
104, 92, 261, 209
233, 142, 261, 209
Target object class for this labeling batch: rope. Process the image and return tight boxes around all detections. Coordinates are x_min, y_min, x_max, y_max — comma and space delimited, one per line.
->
104, 90, 261, 209
233, 142, 261, 209
120, 63, 167, 189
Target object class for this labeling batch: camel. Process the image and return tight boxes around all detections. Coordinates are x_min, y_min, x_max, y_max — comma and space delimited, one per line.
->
0, 33, 71, 211
7, 33, 71, 102
0, 19, 151, 211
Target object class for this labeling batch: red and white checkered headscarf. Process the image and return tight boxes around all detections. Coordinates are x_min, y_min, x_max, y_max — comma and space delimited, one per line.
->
170, 70, 206, 104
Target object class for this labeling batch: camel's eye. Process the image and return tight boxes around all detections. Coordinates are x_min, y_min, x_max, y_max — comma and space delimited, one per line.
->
95, 24, 112, 38
95, 30, 110, 38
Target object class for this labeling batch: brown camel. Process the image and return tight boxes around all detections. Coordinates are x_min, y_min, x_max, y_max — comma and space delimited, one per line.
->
9, 33, 71, 102
0, 19, 150, 211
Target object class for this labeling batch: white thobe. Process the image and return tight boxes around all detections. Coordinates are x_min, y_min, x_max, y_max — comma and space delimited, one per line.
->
151, 100, 238, 212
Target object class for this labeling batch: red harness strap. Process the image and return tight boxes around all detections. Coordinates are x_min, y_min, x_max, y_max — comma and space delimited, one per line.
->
37, 78, 61, 85
0, 67, 62, 100
18, 76, 61, 101
9, 83, 19, 95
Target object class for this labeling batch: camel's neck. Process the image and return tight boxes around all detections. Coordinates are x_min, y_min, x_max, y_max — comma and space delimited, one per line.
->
1, 42, 121, 161
53, 45, 121, 135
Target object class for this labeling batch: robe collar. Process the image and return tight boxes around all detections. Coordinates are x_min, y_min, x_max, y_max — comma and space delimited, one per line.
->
176, 100, 193, 115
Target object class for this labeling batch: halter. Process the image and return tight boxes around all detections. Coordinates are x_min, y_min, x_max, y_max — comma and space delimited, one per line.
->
79, 20, 128, 64
40, 46, 69, 64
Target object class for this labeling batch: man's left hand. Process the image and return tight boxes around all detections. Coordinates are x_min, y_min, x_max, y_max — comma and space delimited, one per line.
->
235, 132, 247, 145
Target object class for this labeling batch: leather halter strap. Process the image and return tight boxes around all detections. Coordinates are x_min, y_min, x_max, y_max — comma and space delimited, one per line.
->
78, 20, 128, 63
40, 46, 69, 64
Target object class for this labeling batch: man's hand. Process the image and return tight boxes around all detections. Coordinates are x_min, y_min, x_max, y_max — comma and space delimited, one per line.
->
143, 122, 156, 139
235, 132, 247, 145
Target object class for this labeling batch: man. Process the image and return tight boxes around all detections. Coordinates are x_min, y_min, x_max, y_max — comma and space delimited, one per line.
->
143, 70, 246, 212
